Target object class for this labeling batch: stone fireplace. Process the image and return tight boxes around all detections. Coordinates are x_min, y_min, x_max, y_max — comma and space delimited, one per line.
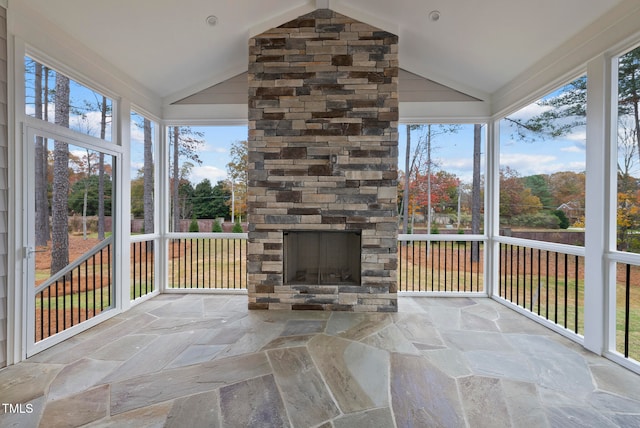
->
247, 9, 398, 312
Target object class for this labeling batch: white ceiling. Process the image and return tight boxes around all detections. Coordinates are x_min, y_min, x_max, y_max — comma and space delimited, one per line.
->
17, 0, 626, 104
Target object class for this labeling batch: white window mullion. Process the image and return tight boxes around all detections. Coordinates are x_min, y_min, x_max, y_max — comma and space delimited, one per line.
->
117, 98, 131, 312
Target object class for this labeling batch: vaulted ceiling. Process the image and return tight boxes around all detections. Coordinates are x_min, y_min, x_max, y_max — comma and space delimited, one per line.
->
16, 0, 628, 106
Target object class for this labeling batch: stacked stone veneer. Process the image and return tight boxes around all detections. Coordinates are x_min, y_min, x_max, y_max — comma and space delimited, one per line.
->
247, 9, 398, 312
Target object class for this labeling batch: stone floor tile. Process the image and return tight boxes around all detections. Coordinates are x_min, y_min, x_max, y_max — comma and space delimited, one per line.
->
460, 311, 501, 332
89, 334, 157, 361
393, 312, 446, 349
442, 330, 515, 353
0, 395, 45, 428
590, 363, 640, 401
422, 348, 473, 378
165, 391, 220, 428
545, 405, 620, 428
502, 379, 549, 428
280, 319, 326, 336
260, 334, 316, 351
308, 334, 389, 413
268, 347, 340, 427
219, 374, 290, 428
85, 402, 172, 428
149, 297, 204, 318
0, 363, 62, 404
465, 350, 536, 382
424, 305, 463, 330
166, 344, 227, 368
4, 295, 640, 428
458, 376, 511, 428
361, 323, 421, 355
390, 352, 465, 427
109, 352, 271, 415
101, 331, 196, 383
589, 390, 640, 414
40, 384, 109, 428
47, 358, 120, 401
332, 407, 395, 428
325, 312, 392, 341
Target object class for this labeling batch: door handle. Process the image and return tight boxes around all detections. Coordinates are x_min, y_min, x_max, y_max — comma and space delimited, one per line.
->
25, 247, 47, 258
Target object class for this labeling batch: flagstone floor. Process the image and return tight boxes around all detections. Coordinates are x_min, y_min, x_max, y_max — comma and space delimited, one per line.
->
2, 294, 640, 427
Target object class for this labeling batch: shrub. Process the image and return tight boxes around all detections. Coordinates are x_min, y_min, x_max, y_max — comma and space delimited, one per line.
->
212, 219, 223, 232
510, 212, 560, 229
188, 217, 199, 232
232, 220, 243, 233
552, 210, 570, 229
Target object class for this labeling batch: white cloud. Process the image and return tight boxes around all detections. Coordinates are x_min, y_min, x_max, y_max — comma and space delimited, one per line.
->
200, 144, 227, 154
501, 152, 585, 175
560, 145, 584, 153
191, 165, 227, 184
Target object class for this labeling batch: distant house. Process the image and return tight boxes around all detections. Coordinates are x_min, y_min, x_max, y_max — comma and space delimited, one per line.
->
557, 201, 583, 223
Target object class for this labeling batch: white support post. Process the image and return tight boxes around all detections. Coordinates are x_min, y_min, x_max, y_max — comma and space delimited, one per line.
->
117, 99, 132, 312
486, 118, 500, 298
583, 55, 612, 355
158, 122, 168, 293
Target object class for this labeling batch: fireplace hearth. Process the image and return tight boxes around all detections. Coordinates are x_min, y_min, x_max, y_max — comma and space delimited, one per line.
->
284, 231, 361, 286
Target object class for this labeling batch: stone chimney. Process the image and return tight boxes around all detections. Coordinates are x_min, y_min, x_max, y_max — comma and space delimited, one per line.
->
247, 9, 398, 312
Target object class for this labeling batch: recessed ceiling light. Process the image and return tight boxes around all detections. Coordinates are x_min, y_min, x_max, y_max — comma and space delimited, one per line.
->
206, 15, 218, 27
429, 10, 441, 22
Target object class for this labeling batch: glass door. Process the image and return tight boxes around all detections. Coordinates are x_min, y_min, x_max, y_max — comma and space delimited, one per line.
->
25, 125, 118, 356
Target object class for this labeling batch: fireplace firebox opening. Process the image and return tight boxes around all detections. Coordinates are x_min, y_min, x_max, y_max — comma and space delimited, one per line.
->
284, 231, 361, 286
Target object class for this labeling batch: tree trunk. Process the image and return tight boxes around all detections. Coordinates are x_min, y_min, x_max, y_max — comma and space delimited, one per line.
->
471, 124, 482, 262
43, 68, 51, 241
82, 149, 91, 240
51, 74, 70, 275
34, 63, 48, 246
172, 126, 180, 232
143, 118, 154, 236
427, 125, 432, 232
98, 96, 107, 240
402, 126, 411, 234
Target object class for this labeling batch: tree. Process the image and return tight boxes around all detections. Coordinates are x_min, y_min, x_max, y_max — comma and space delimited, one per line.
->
212, 181, 232, 219
523, 175, 554, 210
192, 179, 216, 219
78, 149, 98, 239
548, 171, 585, 210
170, 126, 204, 232
471, 124, 482, 261
504, 76, 587, 142
51, 73, 70, 275
401, 124, 460, 230
226, 140, 248, 221
618, 47, 640, 166
34, 62, 50, 246
98, 96, 110, 240
130, 173, 145, 218
499, 167, 542, 219
68, 175, 112, 216
143, 118, 154, 235
188, 216, 199, 232
412, 171, 460, 214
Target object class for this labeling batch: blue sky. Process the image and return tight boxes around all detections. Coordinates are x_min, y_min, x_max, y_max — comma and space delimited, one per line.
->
24, 56, 601, 187
129, 119, 587, 187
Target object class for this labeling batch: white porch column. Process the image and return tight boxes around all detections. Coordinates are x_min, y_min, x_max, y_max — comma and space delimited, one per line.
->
583, 54, 614, 355
117, 99, 132, 312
